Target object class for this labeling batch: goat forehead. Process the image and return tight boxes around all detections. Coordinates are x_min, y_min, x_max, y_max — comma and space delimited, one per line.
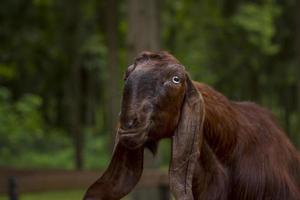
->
127, 69, 159, 86
136, 61, 184, 70
133, 63, 185, 78
124, 71, 158, 98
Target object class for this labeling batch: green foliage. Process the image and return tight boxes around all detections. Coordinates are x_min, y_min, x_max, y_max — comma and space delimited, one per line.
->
232, 2, 280, 55
0, 87, 43, 150
0, 86, 111, 169
0, 87, 72, 168
84, 130, 110, 169
0, 64, 16, 80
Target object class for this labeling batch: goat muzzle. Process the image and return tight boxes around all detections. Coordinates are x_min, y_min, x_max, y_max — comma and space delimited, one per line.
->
117, 124, 150, 149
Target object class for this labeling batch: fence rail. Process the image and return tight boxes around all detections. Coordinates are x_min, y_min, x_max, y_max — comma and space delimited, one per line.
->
0, 168, 169, 195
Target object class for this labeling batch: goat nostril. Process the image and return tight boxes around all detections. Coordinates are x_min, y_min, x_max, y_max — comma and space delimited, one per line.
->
123, 118, 137, 129
126, 120, 134, 129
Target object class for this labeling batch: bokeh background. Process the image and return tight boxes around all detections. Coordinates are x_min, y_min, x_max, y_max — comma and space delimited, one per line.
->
0, 0, 300, 199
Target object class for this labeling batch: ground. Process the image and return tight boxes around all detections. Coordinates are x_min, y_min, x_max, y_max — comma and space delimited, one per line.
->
0, 190, 85, 200
0, 190, 131, 200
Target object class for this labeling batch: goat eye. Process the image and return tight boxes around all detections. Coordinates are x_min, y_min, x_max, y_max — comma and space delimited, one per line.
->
172, 76, 180, 84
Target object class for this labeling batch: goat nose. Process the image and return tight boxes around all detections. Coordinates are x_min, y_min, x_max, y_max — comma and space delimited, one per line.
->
123, 117, 137, 129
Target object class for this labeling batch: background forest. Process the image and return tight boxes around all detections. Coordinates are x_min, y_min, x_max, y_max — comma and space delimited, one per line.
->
0, 0, 300, 173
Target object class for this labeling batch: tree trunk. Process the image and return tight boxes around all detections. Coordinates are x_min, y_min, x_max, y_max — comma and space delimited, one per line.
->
82, 68, 95, 127
61, 0, 84, 170
127, 0, 161, 60
106, 0, 120, 150
296, 0, 300, 148
127, 0, 163, 199
70, 63, 84, 170
284, 87, 291, 137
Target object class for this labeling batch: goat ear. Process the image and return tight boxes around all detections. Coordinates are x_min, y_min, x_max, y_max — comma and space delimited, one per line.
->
169, 74, 205, 199
83, 135, 144, 200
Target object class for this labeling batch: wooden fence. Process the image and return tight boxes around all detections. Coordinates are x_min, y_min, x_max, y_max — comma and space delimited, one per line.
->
0, 168, 169, 199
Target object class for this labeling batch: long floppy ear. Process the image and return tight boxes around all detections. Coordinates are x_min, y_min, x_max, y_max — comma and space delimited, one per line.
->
83, 135, 144, 200
169, 74, 205, 200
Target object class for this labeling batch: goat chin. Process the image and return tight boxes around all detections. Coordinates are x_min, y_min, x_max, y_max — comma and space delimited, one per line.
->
118, 131, 148, 149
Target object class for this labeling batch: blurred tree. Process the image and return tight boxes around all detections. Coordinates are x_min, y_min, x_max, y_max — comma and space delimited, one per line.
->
127, 0, 161, 60
105, 0, 120, 150
0, 0, 108, 169
60, 0, 85, 170
296, 0, 300, 145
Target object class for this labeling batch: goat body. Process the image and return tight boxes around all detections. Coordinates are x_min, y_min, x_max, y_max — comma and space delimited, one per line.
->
84, 51, 300, 200
194, 82, 300, 200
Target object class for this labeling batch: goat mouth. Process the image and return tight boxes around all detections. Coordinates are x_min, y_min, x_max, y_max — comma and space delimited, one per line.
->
118, 124, 150, 149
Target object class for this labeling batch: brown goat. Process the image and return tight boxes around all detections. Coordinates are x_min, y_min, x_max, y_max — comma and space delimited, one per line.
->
83, 52, 300, 200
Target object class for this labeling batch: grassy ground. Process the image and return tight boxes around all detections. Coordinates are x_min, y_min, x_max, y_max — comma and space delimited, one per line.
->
0, 189, 85, 200
0, 190, 131, 200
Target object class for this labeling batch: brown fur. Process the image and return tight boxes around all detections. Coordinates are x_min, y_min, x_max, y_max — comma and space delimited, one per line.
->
193, 83, 300, 200
83, 52, 300, 200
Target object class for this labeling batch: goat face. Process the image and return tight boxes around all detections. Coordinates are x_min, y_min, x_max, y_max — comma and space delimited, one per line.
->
118, 56, 186, 150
